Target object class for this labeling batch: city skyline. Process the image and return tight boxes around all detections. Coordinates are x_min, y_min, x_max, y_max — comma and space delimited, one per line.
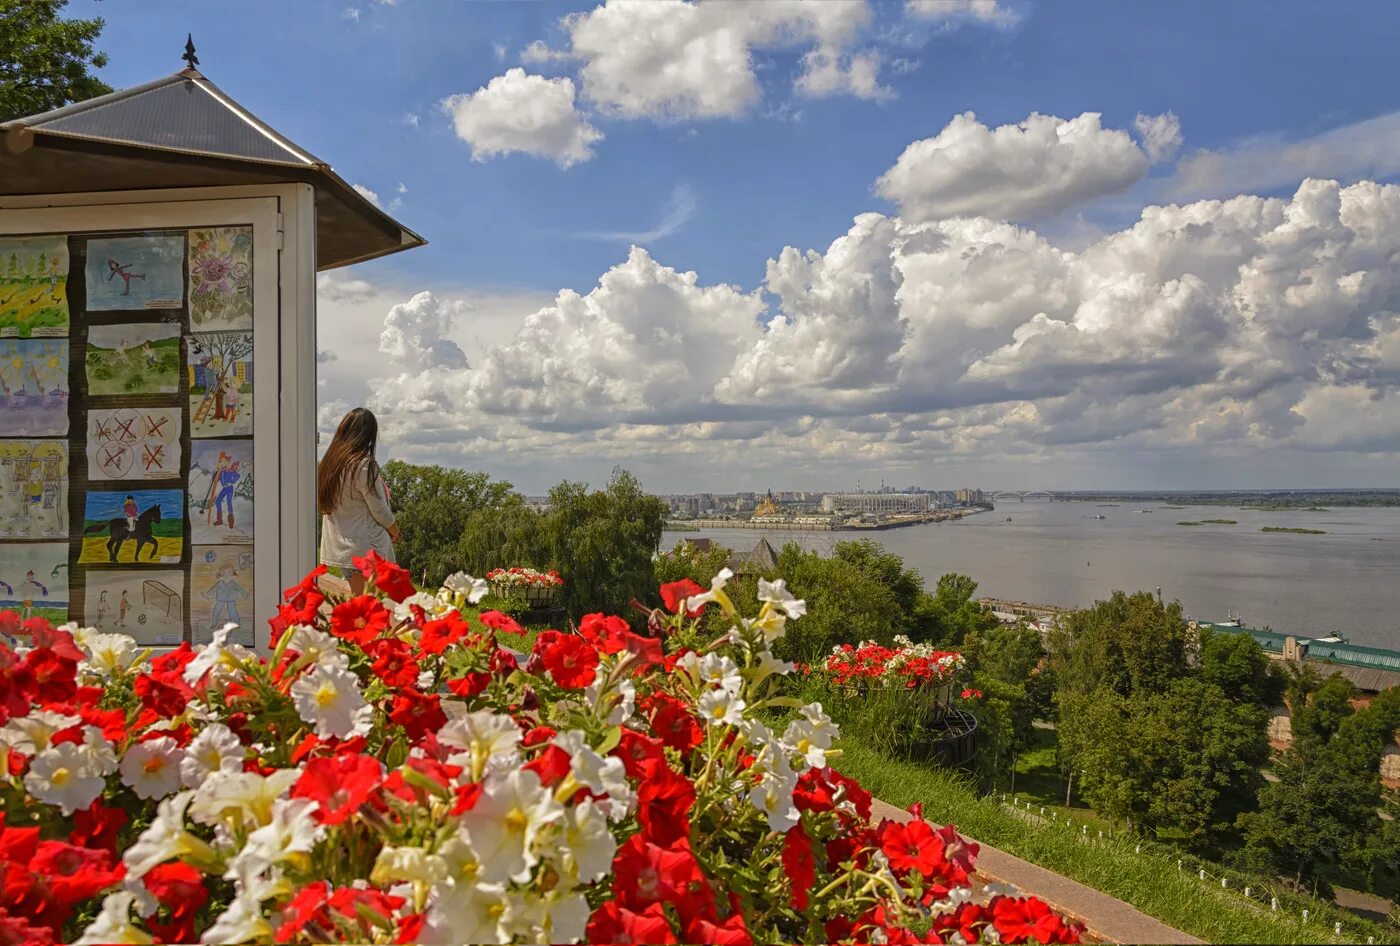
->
90, 0, 1400, 493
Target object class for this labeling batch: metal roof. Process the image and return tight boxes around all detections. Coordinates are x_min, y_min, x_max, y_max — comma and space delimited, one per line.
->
1200, 622, 1400, 675
0, 67, 424, 270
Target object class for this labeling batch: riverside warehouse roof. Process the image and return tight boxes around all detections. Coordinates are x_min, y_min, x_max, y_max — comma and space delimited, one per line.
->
0, 57, 424, 270
1199, 622, 1400, 674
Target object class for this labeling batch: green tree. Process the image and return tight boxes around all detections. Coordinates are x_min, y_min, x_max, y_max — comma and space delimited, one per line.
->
654, 538, 733, 590
1199, 630, 1282, 709
1239, 685, 1400, 893
381, 460, 515, 587
0, 0, 111, 122
1050, 590, 1192, 700
536, 469, 667, 619
927, 573, 998, 645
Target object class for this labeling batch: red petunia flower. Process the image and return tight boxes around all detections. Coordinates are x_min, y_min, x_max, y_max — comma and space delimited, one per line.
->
991, 896, 1081, 945
659, 579, 705, 616
419, 612, 471, 656
478, 610, 526, 636
586, 901, 677, 945
133, 672, 192, 719
329, 596, 391, 645
534, 631, 599, 690
446, 671, 491, 698
580, 613, 664, 667
70, 801, 128, 853
880, 818, 947, 878
370, 638, 421, 689
683, 913, 752, 946
21, 648, 77, 705
523, 744, 573, 788
292, 753, 384, 825
611, 834, 715, 923
613, 728, 666, 780
388, 688, 446, 741
0, 908, 54, 946
782, 822, 817, 910
144, 861, 209, 944
353, 550, 417, 603
276, 881, 332, 942
635, 759, 696, 847
644, 693, 703, 754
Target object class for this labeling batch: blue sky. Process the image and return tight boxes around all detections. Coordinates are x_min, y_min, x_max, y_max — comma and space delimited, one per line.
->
81, 0, 1400, 491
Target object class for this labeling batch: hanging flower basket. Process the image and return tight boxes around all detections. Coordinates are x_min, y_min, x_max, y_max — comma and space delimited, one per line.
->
486, 566, 563, 608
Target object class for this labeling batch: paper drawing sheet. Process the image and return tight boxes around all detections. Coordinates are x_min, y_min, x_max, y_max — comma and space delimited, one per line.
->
84, 569, 184, 646
84, 234, 183, 310
87, 408, 182, 481
188, 227, 253, 330
0, 441, 68, 539
79, 488, 184, 565
0, 339, 69, 436
188, 331, 253, 437
189, 440, 253, 545
0, 236, 69, 338
0, 543, 68, 631
191, 546, 254, 646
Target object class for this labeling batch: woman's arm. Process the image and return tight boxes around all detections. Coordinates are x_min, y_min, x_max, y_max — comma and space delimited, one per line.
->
361, 461, 399, 536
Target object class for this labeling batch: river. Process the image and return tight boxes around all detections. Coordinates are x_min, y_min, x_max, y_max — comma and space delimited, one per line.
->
664, 502, 1400, 648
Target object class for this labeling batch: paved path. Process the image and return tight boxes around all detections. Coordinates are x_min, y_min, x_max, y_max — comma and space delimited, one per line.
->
870, 799, 1203, 945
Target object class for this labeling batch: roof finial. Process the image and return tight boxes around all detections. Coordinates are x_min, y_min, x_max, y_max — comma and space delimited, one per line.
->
182, 34, 200, 71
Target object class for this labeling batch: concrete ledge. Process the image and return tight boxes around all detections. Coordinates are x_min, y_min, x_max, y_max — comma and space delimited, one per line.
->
870, 799, 1202, 945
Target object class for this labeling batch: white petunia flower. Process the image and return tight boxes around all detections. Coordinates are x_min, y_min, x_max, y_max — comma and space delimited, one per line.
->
461, 769, 565, 884
201, 887, 275, 944
394, 591, 450, 623
0, 709, 80, 754
756, 651, 796, 681
24, 741, 107, 815
783, 703, 838, 771
444, 571, 489, 604
698, 653, 742, 694
82, 725, 119, 776
183, 624, 256, 687
682, 567, 734, 615
73, 891, 153, 945
289, 664, 373, 740
284, 625, 350, 671
556, 797, 616, 884
749, 771, 800, 832
228, 797, 321, 876
583, 676, 636, 726
124, 791, 215, 879
438, 710, 522, 777
372, 845, 447, 886
758, 578, 807, 619
82, 632, 140, 676
422, 881, 512, 945
180, 723, 245, 787
119, 736, 185, 800
545, 892, 590, 944
698, 687, 746, 728
189, 769, 299, 829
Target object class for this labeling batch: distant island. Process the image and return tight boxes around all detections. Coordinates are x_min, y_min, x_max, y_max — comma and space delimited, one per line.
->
1261, 526, 1327, 535
1178, 519, 1237, 526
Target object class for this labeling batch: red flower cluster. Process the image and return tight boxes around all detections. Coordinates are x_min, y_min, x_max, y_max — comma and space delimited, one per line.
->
823, 641, 965, 689
486, 566, 564, 588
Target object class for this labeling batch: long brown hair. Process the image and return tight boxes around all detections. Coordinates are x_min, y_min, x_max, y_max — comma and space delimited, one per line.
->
318, 408, 381, 514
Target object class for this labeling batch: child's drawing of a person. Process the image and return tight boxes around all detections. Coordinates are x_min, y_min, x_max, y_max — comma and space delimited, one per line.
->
203, 566, 249, 628
214, 460, 241, 528
96, 590, 109, 628
20, 570, 46, 619
123, 494, 139, 533
224, 383, 240, 423
118, 590, 129, 627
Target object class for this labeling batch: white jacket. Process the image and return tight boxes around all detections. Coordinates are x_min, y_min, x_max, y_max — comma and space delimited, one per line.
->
319, 459, 397, 567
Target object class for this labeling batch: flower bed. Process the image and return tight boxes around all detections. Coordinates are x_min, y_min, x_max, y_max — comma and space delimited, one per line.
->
0, 558, 1080, 944
486, 567, 562, 609
815, 637, 972, 762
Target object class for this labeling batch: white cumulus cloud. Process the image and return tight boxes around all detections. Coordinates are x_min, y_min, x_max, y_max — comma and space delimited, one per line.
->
905, 0, 1019, 27
441, 68, 603, 167
1134, 111, 1183, 162
875, 111, 1151, 222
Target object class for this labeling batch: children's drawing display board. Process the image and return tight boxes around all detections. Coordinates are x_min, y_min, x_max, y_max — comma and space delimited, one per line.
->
0, 196, 292, 650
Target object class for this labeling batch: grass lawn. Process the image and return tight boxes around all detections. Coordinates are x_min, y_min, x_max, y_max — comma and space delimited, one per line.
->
835, 741, 1392, 944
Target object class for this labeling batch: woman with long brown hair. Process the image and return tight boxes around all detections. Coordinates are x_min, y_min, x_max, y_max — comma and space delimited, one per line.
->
318, 408, 400, 593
